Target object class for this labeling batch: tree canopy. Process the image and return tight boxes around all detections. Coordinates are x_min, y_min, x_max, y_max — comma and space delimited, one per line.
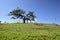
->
8, 7, 36, 23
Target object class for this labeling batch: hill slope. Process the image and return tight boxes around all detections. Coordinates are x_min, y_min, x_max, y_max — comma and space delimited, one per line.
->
0, 23, 60, 40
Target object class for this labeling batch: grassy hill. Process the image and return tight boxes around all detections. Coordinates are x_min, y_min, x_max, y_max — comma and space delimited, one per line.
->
0, 23, 60, 40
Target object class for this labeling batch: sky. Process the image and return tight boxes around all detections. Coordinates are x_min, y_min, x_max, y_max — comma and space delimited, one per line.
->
0, 0, 60, 24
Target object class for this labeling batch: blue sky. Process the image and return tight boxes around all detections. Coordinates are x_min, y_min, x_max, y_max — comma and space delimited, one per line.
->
0, 0, 60, 24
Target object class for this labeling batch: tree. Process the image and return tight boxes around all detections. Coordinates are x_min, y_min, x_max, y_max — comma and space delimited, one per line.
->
8, 7, 36, 23
26, 11, 36, 23
8, 7, 25, 23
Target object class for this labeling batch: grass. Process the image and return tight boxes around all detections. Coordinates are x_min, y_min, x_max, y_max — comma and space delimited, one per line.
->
0, 23, 60, 40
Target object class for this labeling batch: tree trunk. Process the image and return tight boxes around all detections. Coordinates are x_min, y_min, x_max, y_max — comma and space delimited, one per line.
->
23, 17, 26, 23
23, 19, 25, 23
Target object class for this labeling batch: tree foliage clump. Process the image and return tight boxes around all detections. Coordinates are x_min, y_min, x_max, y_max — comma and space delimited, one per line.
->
8, 7, 36, 23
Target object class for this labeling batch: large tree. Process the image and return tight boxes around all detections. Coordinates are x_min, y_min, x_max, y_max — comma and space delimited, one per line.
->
8, 7, 36, 23
8, 7, 25, 23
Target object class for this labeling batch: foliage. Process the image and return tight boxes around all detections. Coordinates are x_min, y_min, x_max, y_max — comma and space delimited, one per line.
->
8, 7, 36, 23
9, 7, 25, 19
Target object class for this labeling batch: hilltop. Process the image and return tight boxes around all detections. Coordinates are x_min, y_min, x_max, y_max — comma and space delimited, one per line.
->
0, 23, 60, 40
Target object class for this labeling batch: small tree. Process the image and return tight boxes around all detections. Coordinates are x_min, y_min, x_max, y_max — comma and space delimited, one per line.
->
26, 11, 36, 23
0, 21, 1, 24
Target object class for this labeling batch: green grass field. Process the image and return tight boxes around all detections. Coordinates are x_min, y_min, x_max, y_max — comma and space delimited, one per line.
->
0, 23, 60, 40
